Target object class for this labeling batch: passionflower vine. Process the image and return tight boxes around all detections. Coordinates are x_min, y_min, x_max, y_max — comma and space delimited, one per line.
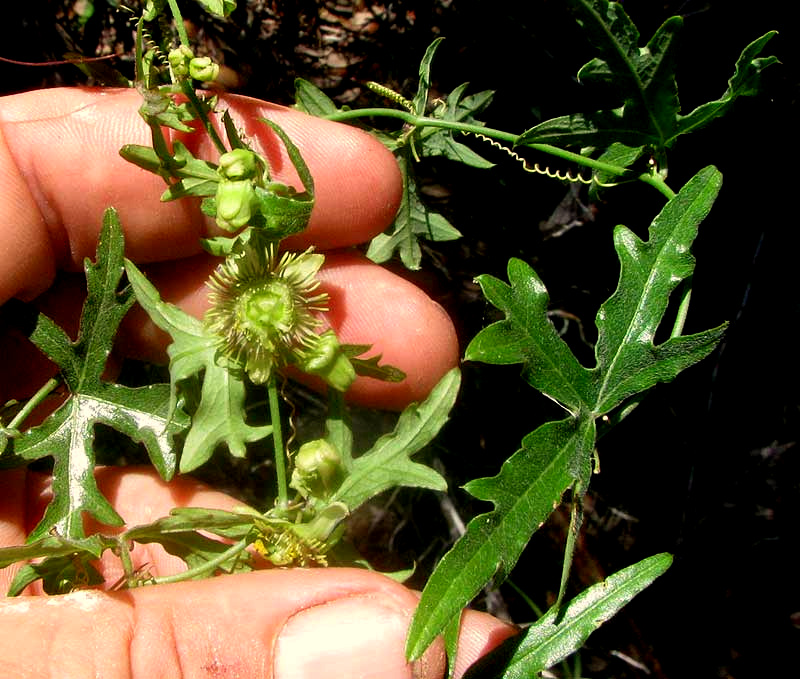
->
205, 241, 353, 389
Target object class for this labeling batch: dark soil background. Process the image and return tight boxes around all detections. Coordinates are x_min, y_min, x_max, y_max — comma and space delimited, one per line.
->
2, 1, 798, 678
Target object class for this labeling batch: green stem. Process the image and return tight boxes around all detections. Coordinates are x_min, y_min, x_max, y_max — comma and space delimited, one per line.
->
325, 109, 685, 199
670, 278, 693, 338
268, 376, 289, 513
166, 0, 190, 48
180, 81, 227, 154
117, 538, 135, 582
147, 119, 177, 171
638, 171, 676, 200
3, 377, 60, 434
151, 538, 249, 585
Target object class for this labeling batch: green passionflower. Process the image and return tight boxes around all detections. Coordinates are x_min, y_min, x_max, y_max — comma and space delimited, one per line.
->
205, 242, 332, 384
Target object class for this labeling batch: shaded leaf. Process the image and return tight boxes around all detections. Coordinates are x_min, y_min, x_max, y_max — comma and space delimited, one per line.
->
591, 142, 645, 191
518, 1, 684, 152
0, 530, 116, 596
517, 1, 776, 164
125, 506, 257, 541
367, 156, 461, 270
411, 38, 445, 117
325, 390, 353, 471
9, 555, 104, 596
421, 83, 496, 169
342, 344, 406, 383
674, 31, 779, 138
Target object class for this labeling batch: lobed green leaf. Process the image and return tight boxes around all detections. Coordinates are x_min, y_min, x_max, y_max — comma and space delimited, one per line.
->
466, 259, 594, 414
366, 156, 461, 270
407, 416, 595, 660
593, 165, 726, 413
412, 38, 445, 117
421, 166, 727, 663
518, 2, 776, 167
10, 210, 184, 541
674, 31, 779, 140
330, 368, 459, 510
125, 260, 272, 472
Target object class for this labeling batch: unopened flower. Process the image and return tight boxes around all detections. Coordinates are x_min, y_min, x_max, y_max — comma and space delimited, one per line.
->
205, 242, 329, 384
168, 45, 193, 78
189, 56, 219, 82
290, 438, 345, 499
218, 148, 262, 181
296, 330, 356, 392
215, 180, 257, 231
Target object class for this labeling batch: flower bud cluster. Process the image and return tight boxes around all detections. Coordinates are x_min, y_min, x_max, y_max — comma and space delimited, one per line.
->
167, 45, 219, 83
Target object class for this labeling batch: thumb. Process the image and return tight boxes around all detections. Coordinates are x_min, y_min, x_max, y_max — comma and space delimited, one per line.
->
0, 568, 516, 678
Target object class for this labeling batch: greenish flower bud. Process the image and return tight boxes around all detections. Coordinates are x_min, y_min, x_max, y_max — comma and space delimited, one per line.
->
189, 56, 220, 82
168, 45, 194, 78
219, 148, 260, 181
298, 330, 356, 392
291, 439, 345, 498
215, 180, 256, 231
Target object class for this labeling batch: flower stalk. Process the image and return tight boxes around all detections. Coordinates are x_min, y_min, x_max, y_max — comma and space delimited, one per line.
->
268, 375, 289, 512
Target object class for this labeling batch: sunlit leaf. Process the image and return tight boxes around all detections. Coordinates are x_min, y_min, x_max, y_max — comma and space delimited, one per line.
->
407, 416, 594, 660
125, 260, 272, 472
462, 553, 673, 678
193, 0, 236, 18
593, 166, 728, 413
294, 78, 340, 117
331, 369, 458, 510
410, 166, 727, 658
10, 210, 185, 541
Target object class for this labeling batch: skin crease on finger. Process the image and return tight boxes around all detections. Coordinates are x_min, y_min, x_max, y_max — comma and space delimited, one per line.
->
0, 568, 516, 679
0, 88, 459, 409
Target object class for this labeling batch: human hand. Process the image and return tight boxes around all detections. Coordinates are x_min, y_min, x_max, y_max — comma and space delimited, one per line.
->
0, 89, 515, 677
0, 87, 458, 409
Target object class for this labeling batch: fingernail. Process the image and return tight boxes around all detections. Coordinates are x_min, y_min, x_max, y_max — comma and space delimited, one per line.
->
274, 594, 438, 679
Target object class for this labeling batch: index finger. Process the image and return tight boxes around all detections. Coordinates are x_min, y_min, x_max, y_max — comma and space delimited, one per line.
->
0, 88, 402, 302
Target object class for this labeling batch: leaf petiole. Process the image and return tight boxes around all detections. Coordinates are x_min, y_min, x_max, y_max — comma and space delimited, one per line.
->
151, 537, 249, 585
2, 377, 60, 436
